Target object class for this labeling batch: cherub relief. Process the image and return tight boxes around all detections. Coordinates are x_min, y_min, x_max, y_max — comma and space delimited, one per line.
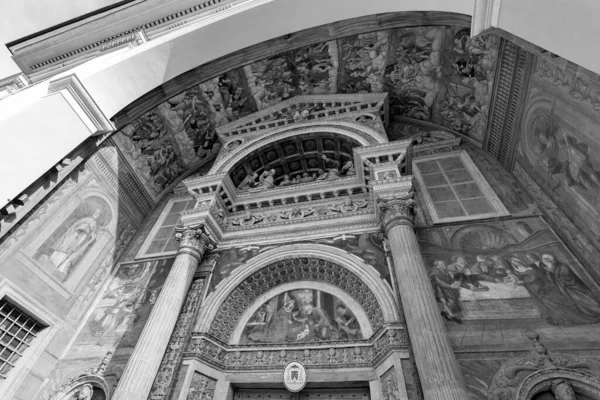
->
329, 197, 369, 214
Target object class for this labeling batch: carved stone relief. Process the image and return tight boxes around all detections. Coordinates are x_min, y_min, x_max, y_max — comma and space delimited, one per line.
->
381, 367, 402, 400
487, 333, 600, 400
150, 279, 205, 399
186, 326, 407, 370
186, 372, 216, 400
208, 257, 385, 343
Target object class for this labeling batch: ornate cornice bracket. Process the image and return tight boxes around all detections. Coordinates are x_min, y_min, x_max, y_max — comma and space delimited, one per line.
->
377, 192, 416, 233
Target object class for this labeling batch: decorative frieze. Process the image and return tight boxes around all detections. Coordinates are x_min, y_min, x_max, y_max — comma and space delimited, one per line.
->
150, 279, 205, 400
186, 372, 216, 400
186, 326, 407, 370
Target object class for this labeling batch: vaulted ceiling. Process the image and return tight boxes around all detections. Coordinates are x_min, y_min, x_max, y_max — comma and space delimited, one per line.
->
111, 13, 500, 200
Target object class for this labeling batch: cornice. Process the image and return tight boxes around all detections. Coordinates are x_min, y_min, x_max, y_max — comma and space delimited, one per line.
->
47, 74, 115, 135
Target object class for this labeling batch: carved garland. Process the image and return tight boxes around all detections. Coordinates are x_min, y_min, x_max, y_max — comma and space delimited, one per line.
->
208, 257, 385, 343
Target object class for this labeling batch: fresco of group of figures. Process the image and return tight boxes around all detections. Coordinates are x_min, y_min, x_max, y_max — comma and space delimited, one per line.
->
64, 259, 172, 366
418, 217, 600, 325
113, 26, 499, 199
241, 289, 362, 344
206, 232, 392, 294
515, 60, 600, 280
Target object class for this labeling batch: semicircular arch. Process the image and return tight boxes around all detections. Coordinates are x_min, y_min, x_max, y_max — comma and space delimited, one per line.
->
229, 280, 374, 345
209, 121, 388, 175
196, 244, 400, 340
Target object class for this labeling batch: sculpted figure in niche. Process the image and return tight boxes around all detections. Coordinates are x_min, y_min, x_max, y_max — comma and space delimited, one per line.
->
75, 384, 93, 400
342, 160, 356, 176
295, 172, 316, 183
237, 172, 258, 190
279, 174, 294, 186
35, 197, 111, 279
258, 169, 277, 188
316, 169, 328, 181
321, 154, 341, 179
49, 208, 101, 274
551, 379, 576, 400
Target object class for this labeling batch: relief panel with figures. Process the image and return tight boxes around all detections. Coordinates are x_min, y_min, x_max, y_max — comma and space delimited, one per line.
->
418, 217, 600, 325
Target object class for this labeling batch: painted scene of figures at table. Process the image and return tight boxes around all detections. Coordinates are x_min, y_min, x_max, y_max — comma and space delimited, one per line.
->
241, 289, 363, 344
418, 217, 600, 325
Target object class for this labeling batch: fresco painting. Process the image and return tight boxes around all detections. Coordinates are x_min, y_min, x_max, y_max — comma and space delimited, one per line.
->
241, 289, 362, 344
208, 233, 392, 294
34, 196, 113, 280
419, 217, 600, 325
66, 258, 172, 364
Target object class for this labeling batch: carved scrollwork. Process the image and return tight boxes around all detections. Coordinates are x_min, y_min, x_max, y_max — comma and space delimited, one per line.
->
150, 279, 205, 400
208, 258, 385, 343
488, 333, 600, 400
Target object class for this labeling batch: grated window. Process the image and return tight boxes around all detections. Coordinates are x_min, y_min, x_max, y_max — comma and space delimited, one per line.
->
0, 298, 44, 379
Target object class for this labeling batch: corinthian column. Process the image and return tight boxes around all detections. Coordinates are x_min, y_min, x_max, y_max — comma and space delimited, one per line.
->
112, 225, 212, 400
379, 194, 469, 400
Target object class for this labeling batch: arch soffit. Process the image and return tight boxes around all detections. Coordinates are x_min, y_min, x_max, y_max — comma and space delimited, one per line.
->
229, 280, 374, 345
195, 243, 400, 333
209, 121, 388, 175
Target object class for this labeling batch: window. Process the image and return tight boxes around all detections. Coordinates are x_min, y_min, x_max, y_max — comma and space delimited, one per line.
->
0, 298, 44, 379
413, 151, 509, 223
137, 198, 197, 258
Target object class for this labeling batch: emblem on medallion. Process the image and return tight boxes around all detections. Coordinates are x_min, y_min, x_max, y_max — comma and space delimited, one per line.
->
283, 361, 307, 392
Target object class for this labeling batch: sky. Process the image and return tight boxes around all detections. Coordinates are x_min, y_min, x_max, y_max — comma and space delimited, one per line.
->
0, 0, 123, 77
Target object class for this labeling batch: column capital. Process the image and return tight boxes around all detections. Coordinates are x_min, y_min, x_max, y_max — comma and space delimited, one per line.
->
378, 193, 416, 233
175, 224, 214, 261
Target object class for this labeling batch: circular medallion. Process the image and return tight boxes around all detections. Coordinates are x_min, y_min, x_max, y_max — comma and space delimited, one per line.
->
283, 361, 307, 393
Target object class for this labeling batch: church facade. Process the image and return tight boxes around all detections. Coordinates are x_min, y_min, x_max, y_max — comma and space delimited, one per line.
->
1, 3, 600, 400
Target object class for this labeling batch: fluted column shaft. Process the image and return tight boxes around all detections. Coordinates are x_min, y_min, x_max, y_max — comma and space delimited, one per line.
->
112, 226, 211, 400
380, 196, 469, 400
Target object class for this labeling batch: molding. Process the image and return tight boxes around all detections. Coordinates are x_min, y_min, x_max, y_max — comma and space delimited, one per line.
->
0, 73, 30, 98
46, 74, 115, 135
11, 0, 241, 76
185, 326, 408, 371
471, 0, 501, 37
